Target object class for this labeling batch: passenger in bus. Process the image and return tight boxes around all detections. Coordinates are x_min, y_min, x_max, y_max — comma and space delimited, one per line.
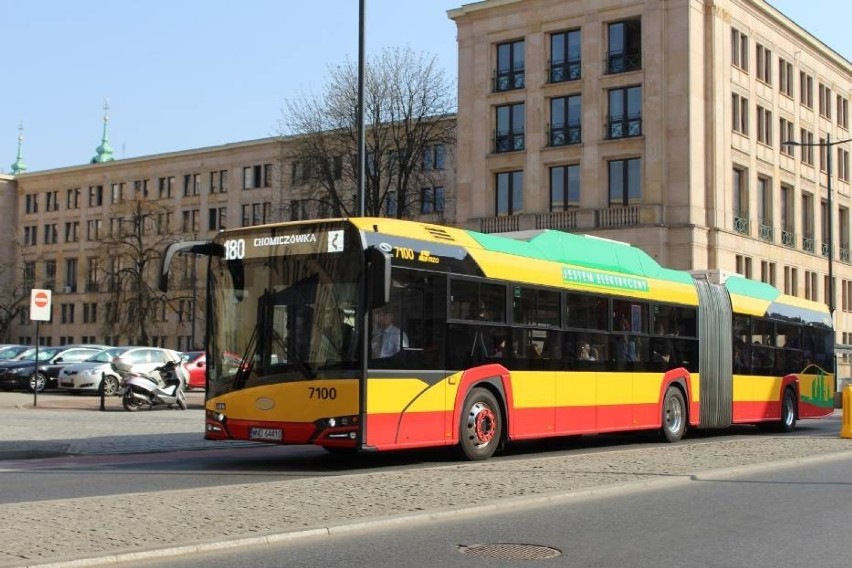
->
490, 336, 507, 359
578, 342, 595, 361
371, 309, 408, 358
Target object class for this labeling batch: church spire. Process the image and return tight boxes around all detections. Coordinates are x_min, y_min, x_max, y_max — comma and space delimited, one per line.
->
10, 121, 27, 175
91, 100, 115, 164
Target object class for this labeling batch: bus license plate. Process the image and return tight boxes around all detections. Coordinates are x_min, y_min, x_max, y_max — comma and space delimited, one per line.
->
249, 428, 282, 441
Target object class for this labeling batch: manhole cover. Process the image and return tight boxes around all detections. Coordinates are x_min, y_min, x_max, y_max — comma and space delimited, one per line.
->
459, 543, 562, 560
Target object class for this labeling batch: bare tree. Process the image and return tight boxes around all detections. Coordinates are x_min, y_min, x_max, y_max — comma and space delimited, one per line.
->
0, 259, 28, 342
278, 46, 456, 218
98, 199, 178, 345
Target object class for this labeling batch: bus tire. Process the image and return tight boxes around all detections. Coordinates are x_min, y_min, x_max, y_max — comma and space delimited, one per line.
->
778, 388, 797, 433
660, 386, 686, 443
459, 387, 503, 461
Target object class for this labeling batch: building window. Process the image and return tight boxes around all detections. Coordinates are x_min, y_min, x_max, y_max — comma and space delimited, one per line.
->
209, 170, 228, 193
550, 165, 580, 211
839, 96, 849, 130
133, 179, 149, 199
208, 207, 227, 231
608, 86, 641, 139
760, 261, 777, 286
243, 164, 272, 189
735, 255, 752, 279
495, 39, 524, 92
732, 93, 748, 135
756, 105, 772, 145
181, 210, 199, 233
731, 28, 748, 71
733, 167, 749, 235
64, 258, 77, 293
606, 19, 641, 74
64, 221, 79, 243
757, 176, 773, 242
66, 188, 80, 209
110, 182, 125, 204
496, 170, 524, 216
45, 190, 59, 212
420, 186, 445, 214
779, 117, 795, 156
422, 145, 445, 171
157, 176, 173, 199
549, 29, 581, 83
43, 224, 58, 245
183, 173, 201, 197
495, 103, 525, 153
608, 158, 641, 206
25, 194, 39, 214
819, 84, 832, 120
821, 199, 831, 258
86, 219, 102, 241
799, 129, 814, 165
779, 58, 793, 97
550, 95, 581, 146
800, 72, 813, 108
87, 185, 103, 207
839, 148, 850, 182
802, 192, 815, 253
781, 185, 796, 248
756, 44, 772, 85
86, 257, 99, 292
44, 260, 56, 289
23, 226, 37, 246
784, 266, 799, 296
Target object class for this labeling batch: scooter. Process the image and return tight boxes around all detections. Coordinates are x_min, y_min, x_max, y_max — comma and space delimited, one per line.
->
113, 358, 189, 412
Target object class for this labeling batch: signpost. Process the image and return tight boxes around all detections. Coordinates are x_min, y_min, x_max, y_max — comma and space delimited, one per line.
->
29, 289, 52, 407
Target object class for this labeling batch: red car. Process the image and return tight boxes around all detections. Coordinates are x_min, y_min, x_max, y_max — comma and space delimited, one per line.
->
180, 351, 243, 390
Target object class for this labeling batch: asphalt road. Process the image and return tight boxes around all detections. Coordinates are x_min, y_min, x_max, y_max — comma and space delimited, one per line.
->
116, 454, 852, 568
2, 414, 842, 505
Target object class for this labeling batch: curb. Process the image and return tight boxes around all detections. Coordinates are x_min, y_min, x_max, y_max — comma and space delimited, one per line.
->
20, 449, 852, 568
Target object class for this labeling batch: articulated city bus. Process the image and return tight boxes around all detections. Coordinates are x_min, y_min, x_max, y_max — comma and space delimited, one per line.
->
160, 218, 835, 460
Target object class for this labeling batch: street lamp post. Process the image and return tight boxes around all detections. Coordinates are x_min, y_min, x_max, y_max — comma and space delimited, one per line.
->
782, 134, 852, 316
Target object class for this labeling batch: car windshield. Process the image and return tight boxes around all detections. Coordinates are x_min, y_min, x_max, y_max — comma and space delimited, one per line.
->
16, 347, 61, 361
84, 347, 127, 363
181, 351, 203, 363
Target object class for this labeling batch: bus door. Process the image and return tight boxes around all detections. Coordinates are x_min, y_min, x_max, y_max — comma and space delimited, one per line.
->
365, 269, 448, 448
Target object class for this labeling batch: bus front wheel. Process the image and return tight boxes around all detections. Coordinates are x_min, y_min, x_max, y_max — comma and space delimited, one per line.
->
459, 387, 503, 461
660, 386, 686, 443
778, 388, 797, 433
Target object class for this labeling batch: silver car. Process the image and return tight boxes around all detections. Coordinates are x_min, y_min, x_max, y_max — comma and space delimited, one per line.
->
59, 347, 182, 396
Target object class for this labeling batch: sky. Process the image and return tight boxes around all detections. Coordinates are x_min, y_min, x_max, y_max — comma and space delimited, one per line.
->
2, 0, 849, 174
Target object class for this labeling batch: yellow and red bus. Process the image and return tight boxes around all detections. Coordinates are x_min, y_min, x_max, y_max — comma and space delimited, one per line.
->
160, 217, 835, 460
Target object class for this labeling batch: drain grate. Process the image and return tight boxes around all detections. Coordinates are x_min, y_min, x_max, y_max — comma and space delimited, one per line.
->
459, 543, 562, 561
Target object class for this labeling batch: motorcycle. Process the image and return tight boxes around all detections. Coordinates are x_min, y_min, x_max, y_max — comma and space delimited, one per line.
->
113, 358, 189, 412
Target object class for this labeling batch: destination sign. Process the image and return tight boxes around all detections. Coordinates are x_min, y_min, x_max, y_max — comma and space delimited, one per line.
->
221, 228, 346, 260
562, 267, 649, 292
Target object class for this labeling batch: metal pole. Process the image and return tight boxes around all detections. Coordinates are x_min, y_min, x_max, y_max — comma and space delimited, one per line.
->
827, 133, 834, 315
356, 0, 366, 217
190, 253, 197, 350
33, 322, 39, 408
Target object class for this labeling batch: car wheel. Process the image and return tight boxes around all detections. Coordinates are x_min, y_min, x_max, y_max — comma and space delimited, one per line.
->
28, 373, 48, 393
101, 375, 120, 396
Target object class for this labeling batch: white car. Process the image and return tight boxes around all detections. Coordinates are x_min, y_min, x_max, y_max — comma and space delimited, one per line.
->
58, 347, 182, 396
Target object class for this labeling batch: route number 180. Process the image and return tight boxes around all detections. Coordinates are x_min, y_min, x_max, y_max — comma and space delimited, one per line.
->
224, 239, 246, 260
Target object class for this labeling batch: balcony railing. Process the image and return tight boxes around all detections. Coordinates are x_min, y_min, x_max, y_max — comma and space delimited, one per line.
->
495, 130, 525, 153
758, 222, 774, 242
733, 214, 750, 235
802, 235, 815, 253
549, 123, 582, 147
606, 115, 642, 139
821, 241, 831, 258
605, 49, 641, 74
548, 58, 581, 83
841, 247, 850, 263
473, 204, 661, 234
781, 229, 796, 248
494, 68, 525, 92
85, 282, 99, 292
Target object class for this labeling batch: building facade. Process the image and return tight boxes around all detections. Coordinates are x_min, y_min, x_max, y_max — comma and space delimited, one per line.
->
449, 0, 851, 372
5, 135, 455, 349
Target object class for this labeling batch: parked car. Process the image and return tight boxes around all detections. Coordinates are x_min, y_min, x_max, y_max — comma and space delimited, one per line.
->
0, 345, 108, 392
59, 346, 182, 396
180, 351, 244, 390
0, 344, 29, 360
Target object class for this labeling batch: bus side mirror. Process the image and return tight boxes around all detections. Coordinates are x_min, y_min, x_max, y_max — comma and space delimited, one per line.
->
367, 246, 391, 309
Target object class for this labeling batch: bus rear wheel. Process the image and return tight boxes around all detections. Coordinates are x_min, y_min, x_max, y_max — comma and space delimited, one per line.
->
778, 388, 797, 433
660, 386, 686, 443
459, 387, 503, 461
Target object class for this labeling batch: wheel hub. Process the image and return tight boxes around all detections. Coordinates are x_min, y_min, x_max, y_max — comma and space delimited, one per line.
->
468, 402, 496, 445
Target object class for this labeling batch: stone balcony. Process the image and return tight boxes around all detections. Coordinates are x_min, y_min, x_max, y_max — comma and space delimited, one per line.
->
470, 205, 663, 234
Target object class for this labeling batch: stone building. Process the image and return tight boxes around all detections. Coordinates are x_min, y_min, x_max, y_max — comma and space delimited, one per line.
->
449, 0, 851, 373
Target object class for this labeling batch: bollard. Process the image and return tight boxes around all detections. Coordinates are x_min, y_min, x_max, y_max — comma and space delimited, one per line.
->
842, 385, 852, 439
99, 372, 106, 411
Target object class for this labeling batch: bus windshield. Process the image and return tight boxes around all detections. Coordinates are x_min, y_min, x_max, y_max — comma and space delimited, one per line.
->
206, 225, 362, 398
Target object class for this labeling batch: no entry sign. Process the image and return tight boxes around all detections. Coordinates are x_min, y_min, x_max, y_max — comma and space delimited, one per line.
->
30, 289, 52, 321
